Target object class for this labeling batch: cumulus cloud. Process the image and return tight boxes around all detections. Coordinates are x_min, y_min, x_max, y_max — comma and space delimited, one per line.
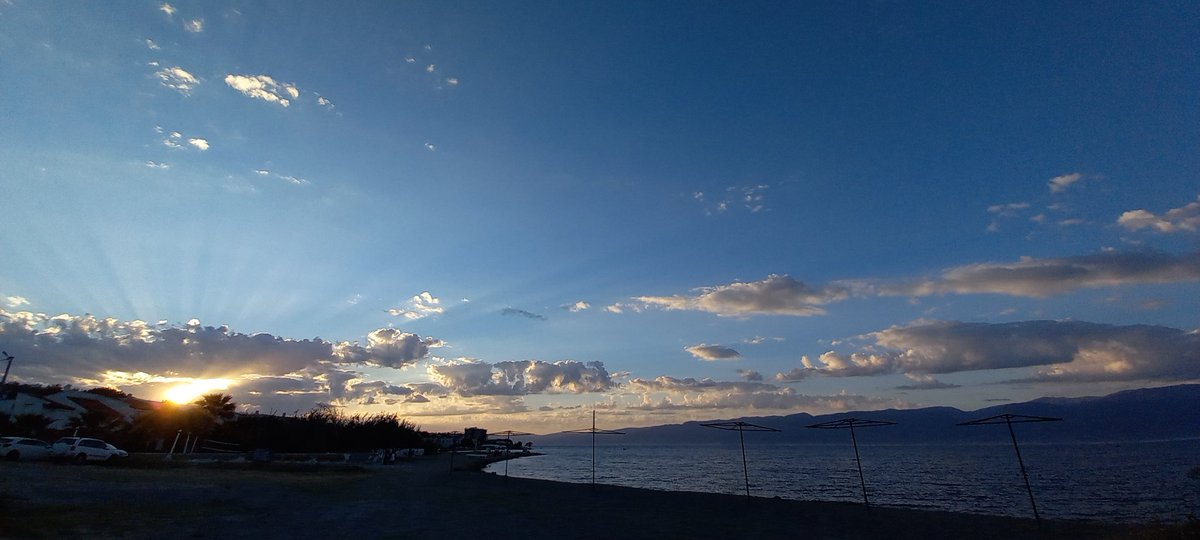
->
428, 359, 613, 396
184, 18, 203, 33
445, 77, 459, 86
224, 74, 299, 107
316, 96, 334, 109
683, 344, 741, 361
5, 296, 29, 308
636, 274, 850, 317
625, 376, 897, 412
155, 66, 199, 95
159, 3, 175, 17
388, 292, 444, 320
799, 320, 1200, 383
1048, 172, 1084, 193
335, 328, 444, 369
0, 309, 442, 386
879, 251, 1200, 298
144, 39, 160, 50
187, 138, 209, 151
563, 301, 589, 312
1118, 196, 1200, 234
424, 142, 436, 151
502, 308, 546, 321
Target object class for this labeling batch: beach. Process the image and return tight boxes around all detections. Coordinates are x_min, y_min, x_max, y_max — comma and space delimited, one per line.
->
1, 455, 1188, 539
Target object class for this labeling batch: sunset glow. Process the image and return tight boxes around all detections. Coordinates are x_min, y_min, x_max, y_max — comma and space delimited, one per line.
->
163, 379, 233, 405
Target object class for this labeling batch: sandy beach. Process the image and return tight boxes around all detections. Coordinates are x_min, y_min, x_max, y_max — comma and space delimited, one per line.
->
0, 455, 1188, 539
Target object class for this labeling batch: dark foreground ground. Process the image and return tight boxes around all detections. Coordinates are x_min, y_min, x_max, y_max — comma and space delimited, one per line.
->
1, 455, 1195, 540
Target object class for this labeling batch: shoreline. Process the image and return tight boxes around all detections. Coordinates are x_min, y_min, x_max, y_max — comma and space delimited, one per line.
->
1, 455, 1192, 539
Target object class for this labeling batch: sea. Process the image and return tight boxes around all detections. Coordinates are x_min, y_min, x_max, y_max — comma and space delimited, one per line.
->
487, 439, 1200, 523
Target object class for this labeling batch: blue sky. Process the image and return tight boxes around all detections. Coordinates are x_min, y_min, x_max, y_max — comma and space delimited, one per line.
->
1, 1, 1197, 432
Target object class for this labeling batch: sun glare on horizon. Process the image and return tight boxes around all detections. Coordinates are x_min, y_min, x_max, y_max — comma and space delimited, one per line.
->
163, 379, 233, 404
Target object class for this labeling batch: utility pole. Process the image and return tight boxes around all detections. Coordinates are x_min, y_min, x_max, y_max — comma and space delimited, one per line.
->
1, 351, 13, 386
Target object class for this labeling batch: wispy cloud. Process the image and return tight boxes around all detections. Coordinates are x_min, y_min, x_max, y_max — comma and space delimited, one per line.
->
225, 74, 299, 107
736, 369, 763, 381
159, 3, 176, 17
184, 18, 204, 33
144, 39, 160, 50
683, 344, 741, 361
154, 66, 199, 95
636, 274, 850, 317
626, 376, 898, 412
694, 184, 771, 215
388, 292, 444, 320
1118, 196, 1200, 234
502, 308, 546, 321
424, 142, 436, 151
877, 251, 1200, 298
252, 168, 310, 186
144, 160, 170, 169
1048, 172, 1084, 194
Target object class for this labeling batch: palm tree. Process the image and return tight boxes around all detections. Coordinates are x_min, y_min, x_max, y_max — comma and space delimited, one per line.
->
194, 393, 236, 421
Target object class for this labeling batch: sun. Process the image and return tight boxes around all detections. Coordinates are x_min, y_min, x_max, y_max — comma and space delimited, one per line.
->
163, 379, 233, 404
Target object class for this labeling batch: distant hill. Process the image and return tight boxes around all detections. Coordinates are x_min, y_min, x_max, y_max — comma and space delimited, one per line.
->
530, 384, 1200, 445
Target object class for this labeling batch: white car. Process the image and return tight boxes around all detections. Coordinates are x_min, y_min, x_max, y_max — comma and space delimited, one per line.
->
1, 436, 54, 461
59, 437, 129, 463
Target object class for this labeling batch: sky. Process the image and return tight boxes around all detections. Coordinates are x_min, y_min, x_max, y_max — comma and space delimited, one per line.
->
1, 1, 1197, 434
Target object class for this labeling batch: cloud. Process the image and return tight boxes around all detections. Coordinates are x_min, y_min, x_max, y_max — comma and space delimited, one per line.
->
144, 39, 160, 50
1048, 172, 1084, 193
879, 251, 1200, 298
159, 3, 175, 17
636, 274, 850, 317
563, 301, 589, 312
742, 336, 784, 345
187, 138, 209, 151
445, 77, 459, 86
0, 310, 440, 392
800, 320, 1200, 383
895, 373, 961, 390
317, 96, 334, 109
736, 369, 763, 382
987, 202, 1031, 215
184, 19, 203, 33
625, 376, 898, 412
502, 308, 546, 321
428, 359, 613, 396
4, 296, 29, 308
424, 142, 436, 151
425, 64, 436, 73
335, 328, 444, 369
144, 161, 169, 169
683, 344, 741, 361
224, 74, 299, 107
695, 184, 770, 215
252, 169, 310, 186
155, 66, 199, 95
1118, 196, 1200, 234
388, 292, 444, 320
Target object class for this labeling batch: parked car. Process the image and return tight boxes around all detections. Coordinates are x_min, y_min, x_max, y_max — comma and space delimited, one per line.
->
58, 437, 128, 463
1, 436, 54, 461
50, 437, 80, 458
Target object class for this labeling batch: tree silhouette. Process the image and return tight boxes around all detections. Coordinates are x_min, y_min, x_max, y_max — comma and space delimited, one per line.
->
194, 393, 236, 421
67, 409, 123, 437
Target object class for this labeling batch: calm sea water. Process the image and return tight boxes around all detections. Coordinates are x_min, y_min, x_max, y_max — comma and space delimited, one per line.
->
487, 439, 1200, 522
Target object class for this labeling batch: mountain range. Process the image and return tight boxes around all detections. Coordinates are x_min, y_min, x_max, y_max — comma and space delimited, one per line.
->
530, 384, 1200, 445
